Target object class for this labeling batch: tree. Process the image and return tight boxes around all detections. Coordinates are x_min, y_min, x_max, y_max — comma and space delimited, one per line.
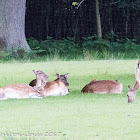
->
25, 0, 140, 41
95, 0, 102, 38
73, 0, 102, 39
0, 0, 30, 51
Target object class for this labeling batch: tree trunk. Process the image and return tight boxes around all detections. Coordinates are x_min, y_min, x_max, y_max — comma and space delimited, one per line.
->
95, 0, 102, 38
0, 0, 30, 51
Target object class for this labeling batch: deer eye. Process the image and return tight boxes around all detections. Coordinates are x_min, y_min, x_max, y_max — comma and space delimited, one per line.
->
61, 78, 65, 80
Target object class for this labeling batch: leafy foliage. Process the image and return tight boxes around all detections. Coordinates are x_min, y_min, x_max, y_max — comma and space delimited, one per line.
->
26, 0, 140, 41
0, 36, 140, 61
72, 2, 79, 6
27, 37, 140, 60
28, 37, 80, 58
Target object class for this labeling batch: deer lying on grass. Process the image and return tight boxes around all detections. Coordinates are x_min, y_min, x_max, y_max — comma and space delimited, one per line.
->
81, 79, 123, 94
127, 60, 140, 103
29, 73, 69, 96
32, 70, 48, 94
0, 70, 48, 100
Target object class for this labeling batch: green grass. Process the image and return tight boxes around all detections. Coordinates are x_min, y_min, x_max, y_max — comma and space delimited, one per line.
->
0, 60, 140, 140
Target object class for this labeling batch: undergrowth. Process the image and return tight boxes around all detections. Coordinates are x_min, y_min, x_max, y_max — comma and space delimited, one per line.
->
0, 37, 140, 62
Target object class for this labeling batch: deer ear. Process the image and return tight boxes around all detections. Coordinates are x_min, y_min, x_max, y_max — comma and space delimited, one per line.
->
45, 75, 49, 79
33, 70, 37, 74
56, 73, 60, 78
65, 73, 69, 77
128, 85, 131, 90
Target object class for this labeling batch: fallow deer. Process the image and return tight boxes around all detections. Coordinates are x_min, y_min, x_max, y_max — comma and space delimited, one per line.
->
32, 70, 49, 95
0, 70, 49, 100
127, 81, 139, 103
29, 73, 69, 96
135, 60, 140, 84
81, 79, 123, 94
127, 60, 140, 103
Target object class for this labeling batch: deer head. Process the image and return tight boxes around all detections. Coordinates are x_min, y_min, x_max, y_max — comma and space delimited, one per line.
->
33, 70, 49, 86
56, 73, 69, 86
127, 85, 137, 103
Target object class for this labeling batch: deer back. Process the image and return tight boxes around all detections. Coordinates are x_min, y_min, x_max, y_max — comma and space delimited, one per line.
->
0, 84, 42, 100
43, 79, 69, 96
81, 80, 123, 94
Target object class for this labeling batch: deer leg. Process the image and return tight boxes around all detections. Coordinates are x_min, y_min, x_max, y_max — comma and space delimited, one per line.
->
0, 93, 7, 100
38, 91, 45, 98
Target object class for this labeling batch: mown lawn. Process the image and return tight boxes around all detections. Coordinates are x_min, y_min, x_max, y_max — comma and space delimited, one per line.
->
0, 60, 140, 140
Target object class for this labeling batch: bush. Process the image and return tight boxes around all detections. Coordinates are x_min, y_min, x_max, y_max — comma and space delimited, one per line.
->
27, 37, 140, 60
0, 50, 19, 61
124, 39, 140, 52
0, 36, 140, 62
27, 37, 81, 59
81, 36, 112, 51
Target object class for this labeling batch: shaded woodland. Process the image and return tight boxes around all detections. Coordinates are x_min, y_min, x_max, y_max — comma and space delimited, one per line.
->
25, 0, 140, 42
0, 0, 140, 60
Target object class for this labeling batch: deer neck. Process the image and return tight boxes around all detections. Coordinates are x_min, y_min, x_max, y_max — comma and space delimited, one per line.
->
36, 77, 42, 87
136, 67, 140, 84
132, 81, 139, 94
54, 78, 59, 81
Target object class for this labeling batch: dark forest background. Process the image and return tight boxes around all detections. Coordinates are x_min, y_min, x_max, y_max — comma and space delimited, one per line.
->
25, 0, 140, 41
1, 0, 140, 61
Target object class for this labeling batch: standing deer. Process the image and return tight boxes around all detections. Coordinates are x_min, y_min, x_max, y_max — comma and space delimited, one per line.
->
81, 79, 123, 94
29, 73, 69, 96
135, 60, 140, 84
127, 81, 139, 103
127, 60, 140, 103
0, 70, 48, 100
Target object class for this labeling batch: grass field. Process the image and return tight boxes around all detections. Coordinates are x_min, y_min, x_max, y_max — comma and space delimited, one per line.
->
0, 60, 140, 140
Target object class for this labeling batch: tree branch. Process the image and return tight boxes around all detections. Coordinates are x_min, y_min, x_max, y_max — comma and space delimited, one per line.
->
76, 0, 85, 9
110, 0, 120, 5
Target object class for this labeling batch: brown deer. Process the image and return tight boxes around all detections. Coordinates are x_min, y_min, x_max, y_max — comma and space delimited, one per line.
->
127, 81, 139, 103
0, 70, 49, 100
135, 60, 140, 84
32, 70, 48, 94
81, 79, 123, 94
29, 73, 69, 96
127, 60, 140, 103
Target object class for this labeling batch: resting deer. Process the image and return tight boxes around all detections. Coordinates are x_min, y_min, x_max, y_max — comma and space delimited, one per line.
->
0, 70, 48, 100
81, 79, 123, 94
32, 70, 48, 95
127, 60, 140, 103
29, 73, 69, 96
